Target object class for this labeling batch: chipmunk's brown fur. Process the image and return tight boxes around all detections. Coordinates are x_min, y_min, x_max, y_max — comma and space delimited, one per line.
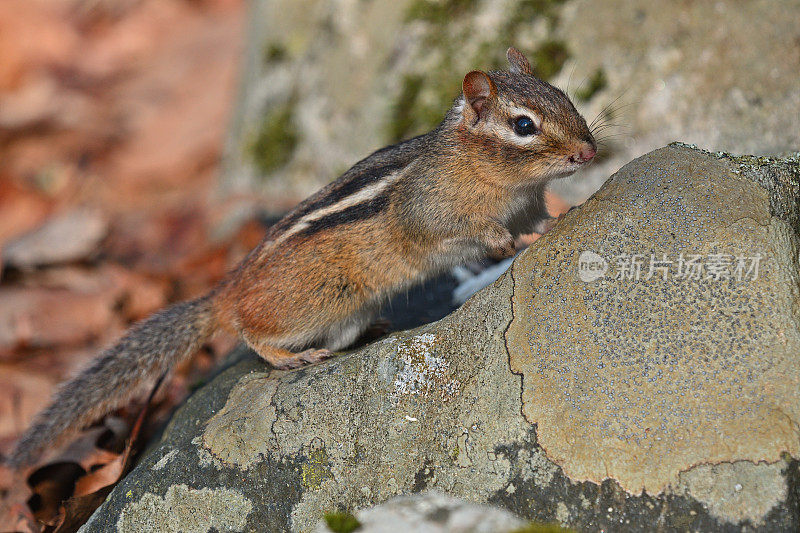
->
8, 48, 595, 468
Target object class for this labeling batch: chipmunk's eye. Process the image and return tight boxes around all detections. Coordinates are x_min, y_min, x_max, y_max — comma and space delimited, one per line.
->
512, 115, 539, 136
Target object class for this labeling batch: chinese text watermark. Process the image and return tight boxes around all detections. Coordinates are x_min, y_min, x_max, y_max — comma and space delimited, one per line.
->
578, 251, 763, 283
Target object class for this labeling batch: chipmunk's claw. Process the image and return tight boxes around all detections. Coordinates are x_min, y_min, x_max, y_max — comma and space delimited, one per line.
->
300, 348, 333, 365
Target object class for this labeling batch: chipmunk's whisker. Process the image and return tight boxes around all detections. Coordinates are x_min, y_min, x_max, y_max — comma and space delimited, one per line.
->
589, 89, 634, 132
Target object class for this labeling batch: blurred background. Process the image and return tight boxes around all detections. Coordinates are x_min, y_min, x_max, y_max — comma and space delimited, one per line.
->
1, 0, 799, 465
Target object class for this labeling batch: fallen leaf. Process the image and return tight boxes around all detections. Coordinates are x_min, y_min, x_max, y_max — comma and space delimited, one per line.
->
0, 287, 117, 355
0, 367, 56, 444
0, 179, 51, 249
28, 462, 85, 525
1, 503, 38, 533
0, 464, 36, 533
71, 456, 123, 498
3, 209, 107, 269
35, 424, 125, 474
49, 486, 113, 533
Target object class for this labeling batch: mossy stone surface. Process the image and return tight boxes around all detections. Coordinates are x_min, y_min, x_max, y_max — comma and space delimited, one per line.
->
248, 102, 298, 175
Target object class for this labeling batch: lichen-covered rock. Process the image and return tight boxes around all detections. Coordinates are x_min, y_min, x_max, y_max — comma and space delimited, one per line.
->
220, 0, 800, 206
84, 145, 800, 532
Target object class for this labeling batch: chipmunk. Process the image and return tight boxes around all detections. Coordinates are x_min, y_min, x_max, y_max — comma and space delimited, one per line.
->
8, 47, 596, 468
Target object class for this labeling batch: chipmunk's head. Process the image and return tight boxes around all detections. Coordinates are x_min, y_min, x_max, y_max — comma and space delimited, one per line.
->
455, 47, 596, 186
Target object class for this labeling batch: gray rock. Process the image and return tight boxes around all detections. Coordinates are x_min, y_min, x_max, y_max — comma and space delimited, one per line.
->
313, 491, 525, 533
84, 145, 800, 532
219, 0, 800, 207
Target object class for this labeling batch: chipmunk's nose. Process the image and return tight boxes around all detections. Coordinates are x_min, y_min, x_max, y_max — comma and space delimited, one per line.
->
569, 142, 597, 164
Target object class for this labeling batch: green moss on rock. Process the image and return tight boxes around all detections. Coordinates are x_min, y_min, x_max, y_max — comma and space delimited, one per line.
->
389, 74, 424, 141
531, 40, 570, 80
248, 102, 298, 175
323, 511, 362, 533
575, 67, 607, 101
405, 0, 478, 23
263, 42, 288, 64
513, 0, 567, 27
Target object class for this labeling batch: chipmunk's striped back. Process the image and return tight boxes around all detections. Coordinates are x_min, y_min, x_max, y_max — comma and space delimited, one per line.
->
267, 134, 431, 244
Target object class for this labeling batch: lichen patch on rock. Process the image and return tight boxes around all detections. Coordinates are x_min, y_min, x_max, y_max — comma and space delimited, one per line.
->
151, 449, 179, 471
200, 371, 279, 470
678, 460, 788, 526
391, 333, 461, 401
116, 484, 252, 533
301, 447, 333, 490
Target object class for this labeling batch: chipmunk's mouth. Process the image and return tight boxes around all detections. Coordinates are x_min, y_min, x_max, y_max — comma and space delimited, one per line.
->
528, 156, 595, 182
559, 155, 596, 176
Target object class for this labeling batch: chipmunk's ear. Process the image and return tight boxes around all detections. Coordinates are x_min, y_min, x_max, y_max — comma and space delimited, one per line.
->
507, 47, 533, 76
462, 70, 496, 121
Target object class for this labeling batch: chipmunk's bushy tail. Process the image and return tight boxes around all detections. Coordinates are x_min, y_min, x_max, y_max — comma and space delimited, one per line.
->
8, 295, 217, 469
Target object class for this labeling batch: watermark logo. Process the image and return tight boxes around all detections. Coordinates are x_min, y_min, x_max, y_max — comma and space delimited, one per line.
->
577, 251, 763, 282
578, 250, 609, 282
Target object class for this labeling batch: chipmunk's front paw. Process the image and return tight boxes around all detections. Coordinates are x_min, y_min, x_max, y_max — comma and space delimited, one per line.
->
469, 219, 516, 260
487, 233, 516, 260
